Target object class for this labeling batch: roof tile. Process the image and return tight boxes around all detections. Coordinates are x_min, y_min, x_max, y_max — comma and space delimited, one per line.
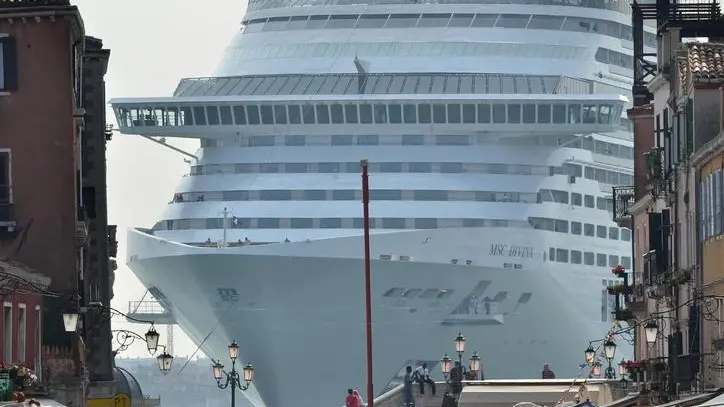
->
682, 42, 724, 83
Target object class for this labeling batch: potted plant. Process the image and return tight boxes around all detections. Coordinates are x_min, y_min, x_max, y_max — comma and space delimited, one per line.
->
611, 265, 626, 278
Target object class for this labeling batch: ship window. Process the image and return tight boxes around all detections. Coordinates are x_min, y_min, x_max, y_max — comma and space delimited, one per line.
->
402, 289, 422, 298
462, 104, 476, 123
554, 219, 568, 233
584, 195, 595, 208
419, 13, 450, 27
285, 163, 308, 173
385, 14, 419, 28
286, 15, 309, 29
496, 14, 530, 28
344, 104, 358, 124
304, 190, 327, 200
247, 105, 261, 124
333, 190, 356, 200
323, 103, 341, 124
414, 190, 447, 201
373, 104, 387, 123
206, 106, 220, 125
359, 104, 373, 123
356, 14, 388, 28
259, 163, 279, 173
621, 228, 631, 241
596, 253, 607, 267
388, 104, 402, 123
609, 255, 619, 267
432, 104, 446, 123
596, 197, 606, 209
571, 250, 582, 264
257, 218, 280, 228
249, 136, 274, 147
402, 104, 417, 123
285, 135, 305, 146
584, 223, 594, 236
260, 190, 291, 200
332, 135, 353, 146
450, 13, 474, 27
492, 104, 506, 123
327, 15, 357, 28
418, 104, 432, 123
419, 289, 439, 298
259, 105, 274, 124
571, 193, 582, 206
315, 105, 330, 124
447, 104, 462, 123
223, 191, 246, 201
357, 135, 379, 145
584, 252, 594, 265
571, 221, 582, 235
353, 218, 376, 228
552, 104, 566, 124
471, 14, 497, 27
551, 190, 568, 204
180, 107, 194, 126
193, 106, 207, 125
380, 162, 402, 172
537, 104, 551, 123
609, 227, 619, 240
371, 190, 402, 200
437, 290, 453, 299
436, 135, 469, 146
383, 287, 405, 297
549, 247, 555, 261
507, 104, 521, 123
596, 225, 607, 238
219, 106, 233, 125
288, 105, 302, 124
582, 104, 597, 124
306, 15, 329, 29
415, 218, 438, 229
522, 104, 536, 123
402, 135, 424, 145
555, 249, 568, 263
622, 256, 631, 269
320, 218, 342, 228
528, 15, 564, 29
235, 164, 252, 173
291, 218, 313, 228
410, 162, 432, 172
318, 162, 340, 173
299, 105, 313, 124
440, 163, 464, 173
569, 104, 581, 123
478, 104, 491, 123
382, 218, 406, 229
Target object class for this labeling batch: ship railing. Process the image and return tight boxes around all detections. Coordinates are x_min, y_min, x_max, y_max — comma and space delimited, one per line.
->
127, 300, 170, 315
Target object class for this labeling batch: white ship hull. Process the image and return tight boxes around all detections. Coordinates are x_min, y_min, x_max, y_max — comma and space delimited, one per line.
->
128, 226, 631, 407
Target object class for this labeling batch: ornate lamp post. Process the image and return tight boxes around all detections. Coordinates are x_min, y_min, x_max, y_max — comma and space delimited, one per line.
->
603, 339, 617, 379
644, 321, 659, 345
592, 361, 602, 377
618, 359, 629, 389
584, 345, 596, 365
469, 352, 481, 380
110, 329, 173, 374
212, 340, 255, 407
440, 353, 452, 393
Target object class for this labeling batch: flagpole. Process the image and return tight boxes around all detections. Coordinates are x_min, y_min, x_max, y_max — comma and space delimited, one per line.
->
361, 159, 374, 407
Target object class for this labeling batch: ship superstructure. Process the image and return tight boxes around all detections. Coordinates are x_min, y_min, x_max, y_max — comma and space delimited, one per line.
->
111, 2, 654, 407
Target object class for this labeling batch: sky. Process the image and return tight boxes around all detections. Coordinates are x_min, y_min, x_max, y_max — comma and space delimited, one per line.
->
72, 0, 244, 358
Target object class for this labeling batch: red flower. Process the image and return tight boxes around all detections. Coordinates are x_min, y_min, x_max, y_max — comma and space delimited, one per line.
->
611, 265, 626, 277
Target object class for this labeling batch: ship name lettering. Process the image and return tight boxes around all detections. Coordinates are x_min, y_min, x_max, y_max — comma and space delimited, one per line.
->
489, 244, 534, 259
217, 288, 239, 302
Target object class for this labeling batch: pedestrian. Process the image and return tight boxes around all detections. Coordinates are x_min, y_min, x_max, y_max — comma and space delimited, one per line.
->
404, 366, 415, 407
354, 389, 367, 407
414, 363, 436, 396
542, 364, 556, 379
346, 389, 360, 407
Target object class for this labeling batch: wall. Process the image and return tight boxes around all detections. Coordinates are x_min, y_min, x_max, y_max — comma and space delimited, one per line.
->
694, 88, 722, 152
0, 16, 79, 294
628, 104, 655, 201
0, 292, 42, 367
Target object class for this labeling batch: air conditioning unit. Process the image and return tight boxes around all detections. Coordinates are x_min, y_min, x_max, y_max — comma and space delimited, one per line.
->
568, 175, 576, 184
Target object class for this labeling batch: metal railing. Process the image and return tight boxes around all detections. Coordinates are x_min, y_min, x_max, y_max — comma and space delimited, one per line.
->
127, 301, 171, 315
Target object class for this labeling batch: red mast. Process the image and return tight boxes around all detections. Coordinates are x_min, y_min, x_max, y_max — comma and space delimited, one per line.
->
361, 159, 374, 407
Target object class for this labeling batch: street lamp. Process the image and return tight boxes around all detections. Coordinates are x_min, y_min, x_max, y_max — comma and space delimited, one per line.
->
440, 354, 452, 378
592, 361, 602, 377
156, 348, 174, 374
212, 340, 255, 407
62, 311, 79, 333
618, 359, 628, 376
603, 339, 617, 379
455, 332, 466, 355
644, 321, 659, 345
469, 352, 481, 377
584, 345, 596, 364
144, 326, 160, 355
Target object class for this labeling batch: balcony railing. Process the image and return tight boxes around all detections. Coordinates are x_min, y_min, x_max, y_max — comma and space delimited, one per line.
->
612, 186, 634, 228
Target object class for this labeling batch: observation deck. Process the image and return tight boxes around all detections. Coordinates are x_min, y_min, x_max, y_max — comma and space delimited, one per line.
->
110, 73, 626, 140
126, 300, 176, 325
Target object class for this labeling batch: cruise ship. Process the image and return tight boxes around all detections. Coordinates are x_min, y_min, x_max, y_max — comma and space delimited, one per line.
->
110, 1, 654, 406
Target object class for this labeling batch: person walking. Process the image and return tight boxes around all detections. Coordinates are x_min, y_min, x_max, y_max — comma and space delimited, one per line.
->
404, 366, 415, 407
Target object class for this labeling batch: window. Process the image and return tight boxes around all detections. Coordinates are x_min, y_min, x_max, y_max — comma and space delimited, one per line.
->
285, 135, 305, 146
409, 162, 431, 173
522, 104, 536, 123
478, 104, 491, 123
571, 222, 582, 235
571, 193, 582, 206
447, 104, 462, 123
17, 305, 25, 362
260, 190, 291, 200
584, 195, 594, 208
609, 255, 620, 267
3, 303, 11, 363
291, 218, 313, 228
609, 227, 619, 240
596, 225, 607, 238
360, 104, 373, 123
584, 223, 594, 236
371, 190, 402, 200
584, 252, 595, 265
492, 104, 506, 123
345, 104, 358, 123
288, 105, 302, 124
554, 219, 568, 233
433, 104, 446, 123
418, 104, 432, 123
333, 190, 356, 200
571, 250, 582, 264
304, 190, 327, 200
332, 135, 353, 146
320, 218, 342, 228
403, 105, 417, 123
274, 105, 288, 124
388, 104, 402, 123
379, 162, 402, 172
382, 218, 406, 228
257, 218, 280, 228
462, 104, 476, 123
555, 249, 568, 263
507, 104, 521, 123
621, 228, 631, 241
402, 135, 424, 145
414, 190, 447, 201
357, 135, 379, 145
597, 253, 607, 266
0, 152, 11, 204
415, 218, 438, 229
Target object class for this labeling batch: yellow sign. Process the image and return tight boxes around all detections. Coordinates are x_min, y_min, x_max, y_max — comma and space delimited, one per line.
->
88, 394, 131, 407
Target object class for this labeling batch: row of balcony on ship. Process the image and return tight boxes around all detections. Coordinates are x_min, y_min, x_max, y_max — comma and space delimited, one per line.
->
111, 96, 626, 137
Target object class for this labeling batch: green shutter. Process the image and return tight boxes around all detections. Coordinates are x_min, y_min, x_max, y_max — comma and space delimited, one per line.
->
0, 36, 18, 91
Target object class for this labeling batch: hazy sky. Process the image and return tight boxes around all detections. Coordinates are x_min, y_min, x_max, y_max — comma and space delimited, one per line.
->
72, 0, 244, 358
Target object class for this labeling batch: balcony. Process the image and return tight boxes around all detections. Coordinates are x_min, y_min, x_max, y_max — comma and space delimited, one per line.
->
645, 147, 668, 198
612, 186, 635, 229
76, 220, 89, 247
626, 283, 646, 314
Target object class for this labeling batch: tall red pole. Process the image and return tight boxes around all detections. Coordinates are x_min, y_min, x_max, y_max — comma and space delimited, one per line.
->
361, 159, 374, 407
